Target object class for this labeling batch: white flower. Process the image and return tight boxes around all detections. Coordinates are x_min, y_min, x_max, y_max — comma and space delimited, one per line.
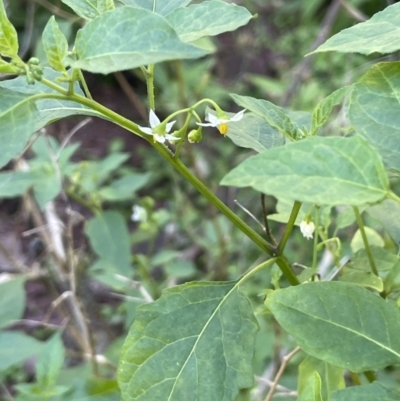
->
196, 109, 245, 135
138, 110, 176, 143
300, 220, 315, 240
131, 205, 147, 222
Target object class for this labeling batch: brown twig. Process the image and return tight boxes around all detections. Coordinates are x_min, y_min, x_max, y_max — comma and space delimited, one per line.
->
264, 346, 301, 401
282, 0, 342, 107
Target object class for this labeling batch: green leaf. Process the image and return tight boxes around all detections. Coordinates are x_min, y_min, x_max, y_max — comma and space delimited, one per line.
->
266, 282, 400, 372
350, 246, 399, 273
0, 0, 19, 57
166, 1, 252, 43
61, 0, 114, 20
119, 0, 192, 16
37, 331, 65, 389
310, 86, 352, 136
311, 3, 400, 55
367, 199, 400, 244
98, 173, 151, 201
227, 113, 284, 153
42, 16, 68, 72
298, 372, 323, 401
339, 270, 384, 292
0, 276, 26, 329
230, 94, 303, 140
298, 356, 344, 401
331, 382, 400, 401
0, 87, 39, 169
350, 226, 384, 253
0, 58, 21, 73
86, 211, 132, 276
221, 135, 389, 206
73, 7, 207, 74
0, 331, 45, 371
0, 171, 35, 197
118, 281, 258, 401
348, 62, 400, 171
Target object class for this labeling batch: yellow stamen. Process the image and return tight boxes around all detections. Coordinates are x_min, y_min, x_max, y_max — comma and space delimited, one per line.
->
218, 123, 228, 135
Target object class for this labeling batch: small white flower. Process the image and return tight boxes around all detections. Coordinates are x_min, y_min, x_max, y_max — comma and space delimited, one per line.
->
138, 110, 176, 143
300, 220, 315, 240
196, 109, 245, 135
131, 205, 147, 222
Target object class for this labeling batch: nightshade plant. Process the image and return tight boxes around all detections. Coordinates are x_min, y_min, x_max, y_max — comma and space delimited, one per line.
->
1, 1, 400, 400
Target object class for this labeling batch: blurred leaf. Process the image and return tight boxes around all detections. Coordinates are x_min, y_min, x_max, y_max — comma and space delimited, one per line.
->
231, 94, 303, 140
166, 1, 252, 43
164, 259, 196, 279
0, 87, 39, 169
86, 211, 132, 276
311, 3, 400, 55
350, 226, 384, 253
298, 372, 323, 401
37, 331, 65, 389
42, 16, 68, 72
0, 58, 21, 73
0, 331, 45, 371
118, 281, 258, 401
227, 113, 284, 153
119, 0, 191, 16
0, 276, 26, 329
61, 0, 114, 20
0, 171, 35, 197
73, 7, 207, 74
310, 86, 352, 135
0, 0, 19, 57
367, 199, 400, 244
348, 62, 400, 171
331, 382, 400, 401
266, 282, 400, 372
298, 356, 345, 401
339, 270, 384, 292
98, 172, 151, 201
221, 136, 389, 206
351, 246, 399, 273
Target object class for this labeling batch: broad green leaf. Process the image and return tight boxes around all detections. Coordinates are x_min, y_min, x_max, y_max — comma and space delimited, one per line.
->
73, 7, 207, 74
98, 172, 151, 201
61, 0, 114, 20
298, 356, 344, 401
0, 87, 39, 169
310, 86, 352, 136
119, 0, 192, 16
331, 382, 400, 401
266, 282, 400, 372
0, 0, 19, 57
311, 3, 400, 55
227, 113, 284, 153
221, 135, 389, 206
42, 16, 68, 72
298, 372, 323, 401
339, 271, 384, 292
166, 1, 252, 43
350, 226, 384, 253
367, 199, 400, 244
0, 331, 45, 371
118, 281, 258, 401
348, 62, 400, 171
230, 94, 303, 140
37, 331, 65, 389
0, 58, 21, 73
0, 171, 35, 197
86, 211, 132, 276
0, 276, 26, 329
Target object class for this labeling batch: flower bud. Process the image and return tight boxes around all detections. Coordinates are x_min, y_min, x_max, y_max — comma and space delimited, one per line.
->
188, 128, 202, 144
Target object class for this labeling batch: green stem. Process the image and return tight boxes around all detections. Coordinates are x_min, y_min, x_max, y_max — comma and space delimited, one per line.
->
388, 191, 400, 205
278, 201, 302, 254
38, 79, 300, 285
353, 206, 378, 276
147, 64, 155, 111
312, 207, 320, 270
78, 69, 93, 99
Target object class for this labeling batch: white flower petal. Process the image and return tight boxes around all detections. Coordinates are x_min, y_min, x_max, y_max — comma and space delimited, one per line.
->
196, 122, 214, 127
138, 126, 154, 136
149, 109, 160, 128
165, 133, 178, 142
230, 109, 246, 122
300, 220, 315, 240
206, 113, 219, 125
154, 134, 166, 143
165, 120, 176, 133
